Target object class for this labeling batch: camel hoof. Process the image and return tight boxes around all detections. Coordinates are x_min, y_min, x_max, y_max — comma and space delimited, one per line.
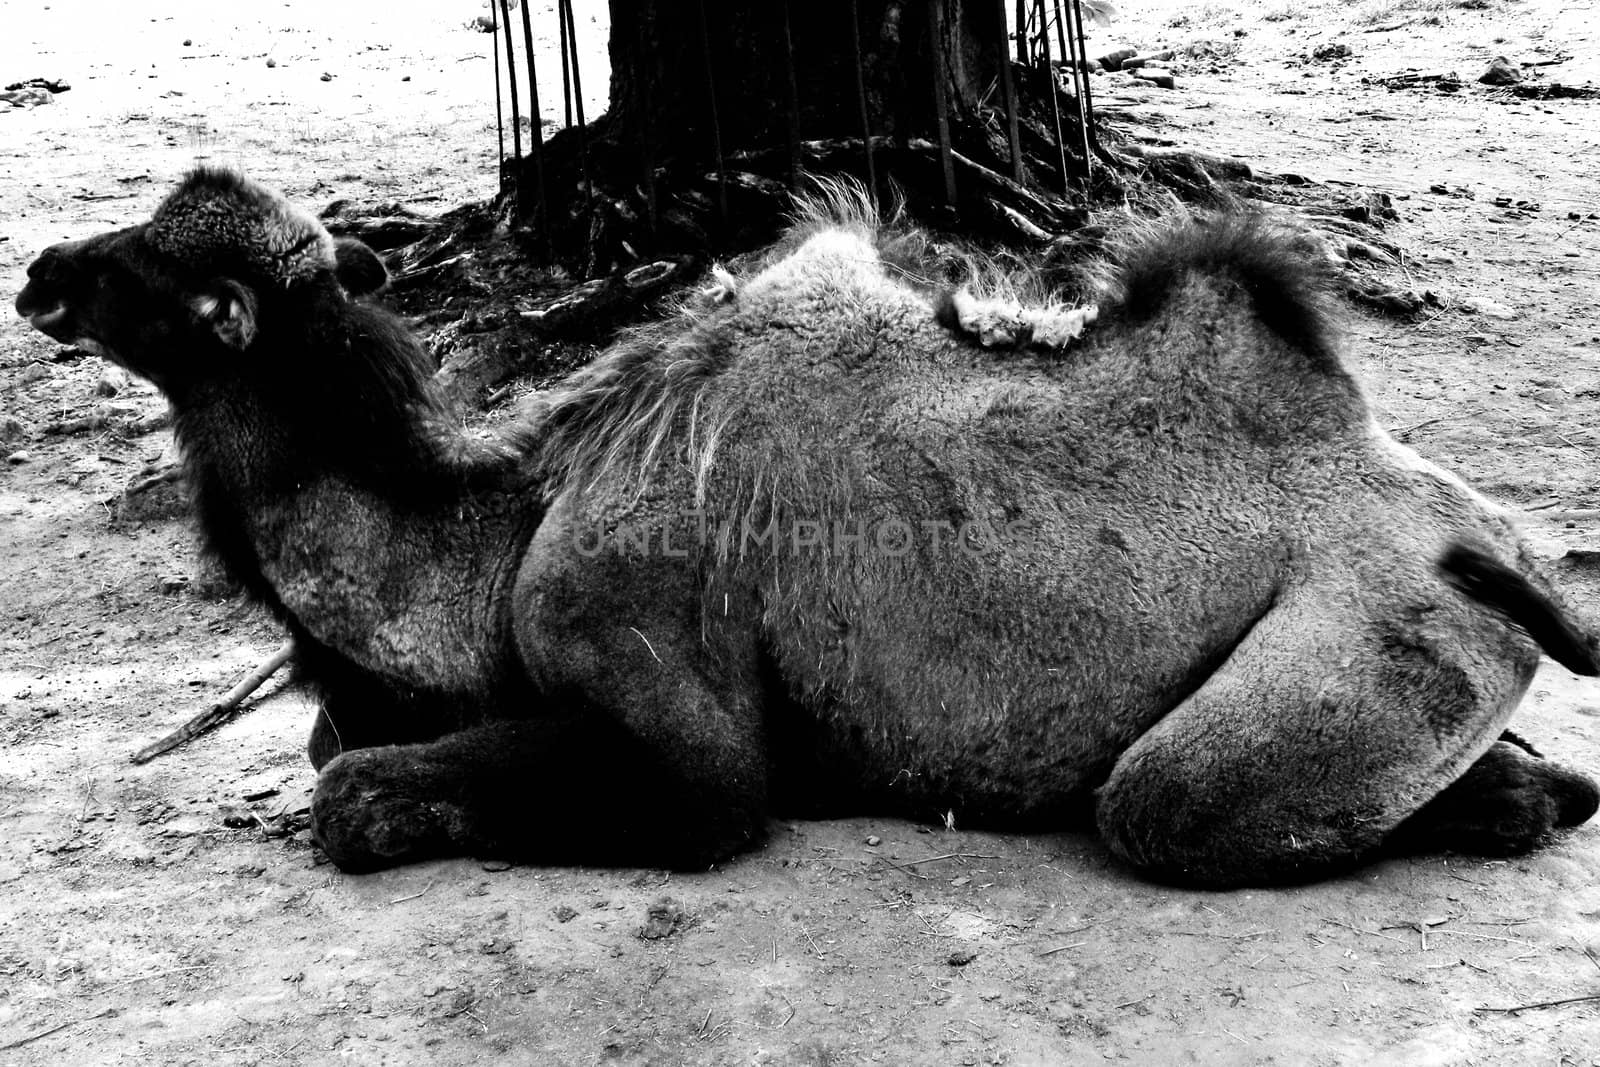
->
311, 749, 461, 873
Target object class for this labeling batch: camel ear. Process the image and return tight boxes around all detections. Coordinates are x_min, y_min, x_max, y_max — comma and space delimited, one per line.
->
191, 279, 258, 350
333, 237, 389, 296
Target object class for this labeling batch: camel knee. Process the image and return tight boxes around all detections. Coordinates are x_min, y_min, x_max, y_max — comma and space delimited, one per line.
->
1095, 742, 1381, 888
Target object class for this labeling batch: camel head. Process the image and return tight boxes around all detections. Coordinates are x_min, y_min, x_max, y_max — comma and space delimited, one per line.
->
15, 167, 387, 392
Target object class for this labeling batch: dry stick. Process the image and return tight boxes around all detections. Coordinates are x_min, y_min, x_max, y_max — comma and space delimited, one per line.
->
498, 0, 523, 163
994, 0, 1024, 182
1069, 0, 1099, 152
927, 0, 958, 207
780, 0, 803, 191
696, 0, 729, 224
517, 0, 552, 254
130, 641, 294, 765
0, 1008, 118, 1053
848, 0, 879, 207
1475, 993, 1600, 1016
1014, 0, 1029, 62
1058, 0, 1092, 186
1036, 941, 1087, 957
389, 883, 432, 905
491, 0, 505, 191
884, 850, 1001, 872
1033, 0, 1070, 196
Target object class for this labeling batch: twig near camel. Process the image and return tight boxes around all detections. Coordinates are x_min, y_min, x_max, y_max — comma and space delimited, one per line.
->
129, 640, 294, 765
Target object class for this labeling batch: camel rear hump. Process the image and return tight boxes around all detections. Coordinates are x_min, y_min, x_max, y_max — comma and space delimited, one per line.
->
1095, 213, 1341, 369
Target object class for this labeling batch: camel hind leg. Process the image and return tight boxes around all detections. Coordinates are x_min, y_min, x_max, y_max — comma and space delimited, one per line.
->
1095, 575, 1594, 887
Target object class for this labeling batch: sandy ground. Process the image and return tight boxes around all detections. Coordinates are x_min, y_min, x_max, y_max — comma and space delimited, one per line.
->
3, 0, 1600, 1063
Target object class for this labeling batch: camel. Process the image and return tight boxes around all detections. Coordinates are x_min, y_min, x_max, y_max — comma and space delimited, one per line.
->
15, 168, 1599, 887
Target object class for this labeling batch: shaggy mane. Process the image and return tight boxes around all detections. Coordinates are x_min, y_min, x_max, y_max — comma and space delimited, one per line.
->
531, 304, 737, 503
532, 179, 1060, 501
533, 195, 1345, 505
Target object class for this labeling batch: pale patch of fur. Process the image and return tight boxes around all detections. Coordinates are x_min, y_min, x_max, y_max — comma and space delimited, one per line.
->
700, 264, 740, 305
947, 288, 1100, 351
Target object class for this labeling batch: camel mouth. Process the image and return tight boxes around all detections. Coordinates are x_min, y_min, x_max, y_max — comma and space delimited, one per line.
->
26, 304, 69, 336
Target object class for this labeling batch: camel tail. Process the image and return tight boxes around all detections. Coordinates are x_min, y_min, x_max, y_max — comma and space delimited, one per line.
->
1439, 542, 1600, 676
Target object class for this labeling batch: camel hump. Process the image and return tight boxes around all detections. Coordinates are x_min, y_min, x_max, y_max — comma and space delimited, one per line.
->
1439, 542, 1600, 676
1098, 213, 1340, 373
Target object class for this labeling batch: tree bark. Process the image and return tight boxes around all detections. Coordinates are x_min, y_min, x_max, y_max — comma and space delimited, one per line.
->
605, 0, 1003, 169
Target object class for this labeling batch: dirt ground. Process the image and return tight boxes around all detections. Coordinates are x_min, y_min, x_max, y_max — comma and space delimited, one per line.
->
4, 0, 1600, 1063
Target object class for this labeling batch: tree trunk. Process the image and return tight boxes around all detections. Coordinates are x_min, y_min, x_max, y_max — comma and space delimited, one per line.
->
606, 0, 1002, 170
507, 0, 1099, 271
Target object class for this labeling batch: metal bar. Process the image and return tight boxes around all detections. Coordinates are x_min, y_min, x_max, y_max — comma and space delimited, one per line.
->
491, 1, 505, 190
781, 0, 803, 190
696, 0, 729, 222
848, 0, 879, 205
1052, 0, 1068, 66
497, 0, 522, 162
634, 13, 657, 237
995, 0, 1023, 182
1055, 0, 1091, 187
560, 0, 591, 221
1034, 0, 1069, 196
557, 0, 573, 127
563, 0, 587, 129
1070, 0, 1099, 152
518, 0, 550, 242
928, 0, 958, 207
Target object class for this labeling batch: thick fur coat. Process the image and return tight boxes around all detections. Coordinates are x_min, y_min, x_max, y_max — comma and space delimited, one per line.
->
16, 170, 1598, 886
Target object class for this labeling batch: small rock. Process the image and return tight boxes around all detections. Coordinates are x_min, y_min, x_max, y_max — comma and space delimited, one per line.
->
156, 574, 190, 595
1130, 69, 1176, 89
950, 875, 971, 888
1462, 296, 1518, 320
1120, 50, 1174, 71
5, 450, 30, 465
94, 367, 128, 397
18, 363, 51, 384
479, 937, 514, 955
182, 38, 192, 46
481, 860, 512, 872
553, 904, 579, 923
638, 896, 687, 940
320, 72, 334, 82
266, 57, 277, 68
0, 415, 26, 444
401, 75, 411, 82
865, 835, 882, 847
947, 949, 978, 967
1095, 47, 1137, 71
219, 803, 255, 829
1311, 42, 1351, 61
1479, 56, 1522, 86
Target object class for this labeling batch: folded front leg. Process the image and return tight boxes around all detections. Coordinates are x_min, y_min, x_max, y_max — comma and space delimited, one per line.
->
311, 714, 753, 872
